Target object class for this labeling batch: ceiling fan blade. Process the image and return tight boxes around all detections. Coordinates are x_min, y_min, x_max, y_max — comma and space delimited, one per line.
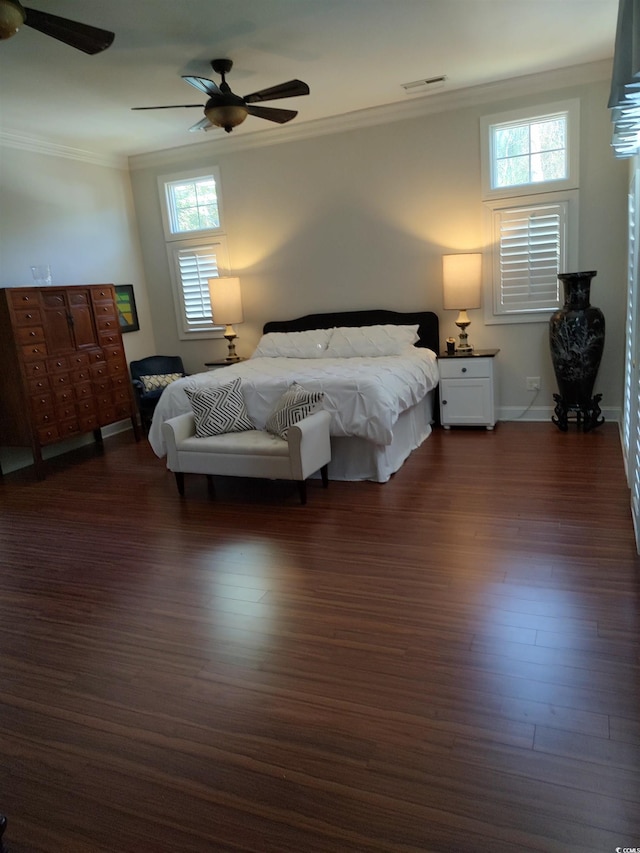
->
182, 76, 221, 97
243, 79, 309, 104
23, 7, 114, 54
246, 104, 298, 124
189, 117, 213, 132
131, 104, 203, 111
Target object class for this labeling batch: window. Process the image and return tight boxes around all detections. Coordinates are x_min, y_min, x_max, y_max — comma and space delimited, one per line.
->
492, 114, 566, 189
166, 176, 220, 235
481, 101, 580, 324
481, 100, 579, 199
159, 167, 224, 240
158, 168, 229, 339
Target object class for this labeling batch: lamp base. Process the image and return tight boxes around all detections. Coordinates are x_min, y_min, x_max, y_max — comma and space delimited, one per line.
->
455, 318, 473, 353
224, 331, 239, 361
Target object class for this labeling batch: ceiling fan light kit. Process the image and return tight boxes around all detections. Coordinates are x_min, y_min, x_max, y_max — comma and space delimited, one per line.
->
132, 59, 310, 134
0, 0, 22, 39
0, 0, 114, 53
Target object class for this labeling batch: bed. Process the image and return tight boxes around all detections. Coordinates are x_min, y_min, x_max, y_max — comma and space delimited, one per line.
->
147, 309, 440, 483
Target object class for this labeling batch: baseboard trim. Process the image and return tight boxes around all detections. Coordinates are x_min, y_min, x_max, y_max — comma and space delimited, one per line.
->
0, 420, 136, 475
498, 405, 621, 424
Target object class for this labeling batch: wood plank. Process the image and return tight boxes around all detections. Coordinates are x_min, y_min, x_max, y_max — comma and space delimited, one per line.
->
0, 422, 639, 850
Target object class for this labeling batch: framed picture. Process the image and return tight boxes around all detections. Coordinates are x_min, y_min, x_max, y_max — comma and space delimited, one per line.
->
114, 284, 140, 333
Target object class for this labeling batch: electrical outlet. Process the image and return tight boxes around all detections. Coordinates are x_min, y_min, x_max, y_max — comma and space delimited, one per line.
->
526, 376, 541, 391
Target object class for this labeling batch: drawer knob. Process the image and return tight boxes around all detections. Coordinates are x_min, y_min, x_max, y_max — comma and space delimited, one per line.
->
461, 367, 467, 373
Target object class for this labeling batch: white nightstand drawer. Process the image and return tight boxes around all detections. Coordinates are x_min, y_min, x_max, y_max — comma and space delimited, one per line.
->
438, 357, 492, 380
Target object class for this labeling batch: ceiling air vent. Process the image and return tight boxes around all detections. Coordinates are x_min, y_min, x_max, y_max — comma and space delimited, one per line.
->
401, 75, 447, 94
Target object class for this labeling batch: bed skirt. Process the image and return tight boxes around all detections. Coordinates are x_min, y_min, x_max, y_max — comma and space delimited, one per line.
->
318, 390, 435, 483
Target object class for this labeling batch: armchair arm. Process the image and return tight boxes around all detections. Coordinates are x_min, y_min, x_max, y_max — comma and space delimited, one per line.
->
287, 410, 332, 481
131, 378, 144, 399
162, 412, 196, 470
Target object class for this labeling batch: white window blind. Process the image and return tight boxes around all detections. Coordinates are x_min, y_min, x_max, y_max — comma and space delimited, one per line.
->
623, 174, 637, 459
493, 202, 566, 314
168, 240, 229, 337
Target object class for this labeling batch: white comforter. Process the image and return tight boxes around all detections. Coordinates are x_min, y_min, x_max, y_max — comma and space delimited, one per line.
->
147, 349, 439, 457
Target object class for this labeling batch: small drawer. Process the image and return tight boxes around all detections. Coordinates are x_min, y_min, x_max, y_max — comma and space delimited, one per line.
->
16, 325, 46, 346
38, 425, 62, 445
68, 352, 90, 369
99, 331, 120, 347
28, 376, 51, 395
91, 286, 114, 302
438, 357, 492, 380
13, 307, 43, 326
10, 289, 39, 309
47, 356, 70, 373
97, 316, 119, 333
24, 360, 47, 378
22, 342, 48, 361
54, 387, 74, 406
31, 393, 54, 414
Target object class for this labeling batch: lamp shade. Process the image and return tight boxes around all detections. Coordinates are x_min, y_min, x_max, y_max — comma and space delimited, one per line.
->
208, 277, 243, 325
442, 253, 482, 309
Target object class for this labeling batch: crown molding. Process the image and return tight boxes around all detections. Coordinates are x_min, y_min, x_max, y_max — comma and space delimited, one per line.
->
0, 59, 612, 172
128, 59, 613, 171
0, 131, 128, 170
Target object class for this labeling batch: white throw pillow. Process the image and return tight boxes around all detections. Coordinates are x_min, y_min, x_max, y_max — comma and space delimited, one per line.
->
185, 377, 254, 437
251, 329, 332, 359
324, 324, 419, 357
265, 383, 325, 439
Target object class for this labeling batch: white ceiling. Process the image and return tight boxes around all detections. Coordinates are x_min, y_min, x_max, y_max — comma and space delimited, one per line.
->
0, 0, 619, 161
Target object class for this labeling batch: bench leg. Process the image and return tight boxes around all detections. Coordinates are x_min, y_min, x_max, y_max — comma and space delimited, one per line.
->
206, 475, 216, 499
321, 464, 329, 488
174, 472, 185, 496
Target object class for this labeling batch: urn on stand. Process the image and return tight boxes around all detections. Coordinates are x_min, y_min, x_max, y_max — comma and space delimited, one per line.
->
549, 270, 605, 432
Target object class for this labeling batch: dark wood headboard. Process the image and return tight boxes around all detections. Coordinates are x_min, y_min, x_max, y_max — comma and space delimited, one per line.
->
263, 309, 440, 354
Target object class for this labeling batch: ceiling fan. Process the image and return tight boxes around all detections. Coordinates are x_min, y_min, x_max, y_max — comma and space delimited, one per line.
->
0, 0, 114, 54
132, 59, 310, 134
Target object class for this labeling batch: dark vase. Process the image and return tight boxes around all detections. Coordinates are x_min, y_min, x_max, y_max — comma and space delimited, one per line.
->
549, 270, 605, 432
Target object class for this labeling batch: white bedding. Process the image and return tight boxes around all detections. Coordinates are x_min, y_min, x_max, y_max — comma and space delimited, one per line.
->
147, 349, 439, 458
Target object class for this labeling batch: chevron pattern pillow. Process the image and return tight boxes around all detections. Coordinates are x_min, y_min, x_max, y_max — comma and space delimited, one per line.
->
265, 383, 324, 439
185, 378, 254, 437
139, 372, 184, 392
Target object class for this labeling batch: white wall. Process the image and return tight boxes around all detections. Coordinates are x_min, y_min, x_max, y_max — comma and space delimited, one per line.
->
0, 66, 629, 475
0, 147, 155, 472
130, 70, 629, 422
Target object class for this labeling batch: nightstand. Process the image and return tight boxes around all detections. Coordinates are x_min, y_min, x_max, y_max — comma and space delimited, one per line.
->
438, 349, 499, 429
204, 358, 248, 369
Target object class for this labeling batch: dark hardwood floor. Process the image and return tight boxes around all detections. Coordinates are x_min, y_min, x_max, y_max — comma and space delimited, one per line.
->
0, 422, 639, 852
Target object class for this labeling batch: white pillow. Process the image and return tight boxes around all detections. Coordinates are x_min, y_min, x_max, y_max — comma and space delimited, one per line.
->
251, 329, 332, 359
184, 378, 254, 437
324, 324, 419, 357
265, 383, 325, 439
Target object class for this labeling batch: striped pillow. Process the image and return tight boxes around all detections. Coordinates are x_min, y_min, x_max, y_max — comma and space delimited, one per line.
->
185, 378, 254, 437
265, 383, 324, 439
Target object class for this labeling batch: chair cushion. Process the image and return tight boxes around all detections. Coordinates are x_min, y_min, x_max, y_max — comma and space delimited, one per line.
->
265, 383, 324, 439
185, 377, 254, 437
139, 372, 184, 392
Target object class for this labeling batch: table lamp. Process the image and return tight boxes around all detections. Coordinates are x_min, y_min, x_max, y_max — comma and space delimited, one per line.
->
442, 253, 482, 353
208, 276, 243, 361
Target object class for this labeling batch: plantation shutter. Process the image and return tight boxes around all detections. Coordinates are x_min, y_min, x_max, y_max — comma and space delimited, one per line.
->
173, 243, 223, 334
493, 201, 567, 315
